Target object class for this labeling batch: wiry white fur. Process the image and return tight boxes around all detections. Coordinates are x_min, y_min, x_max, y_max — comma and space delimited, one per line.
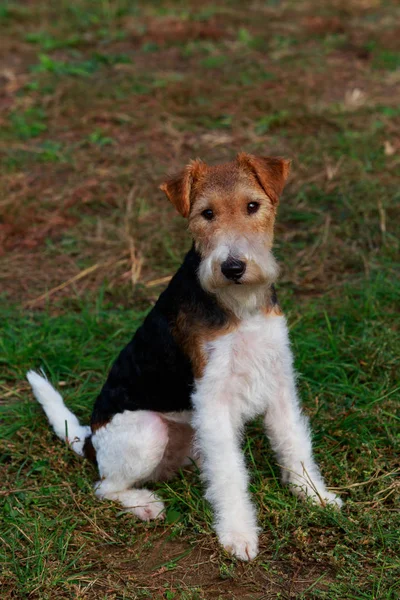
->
92, 411, 169, 520
191, 313, 342, 560
263, 357, 341, 507
26, 370, 90, 456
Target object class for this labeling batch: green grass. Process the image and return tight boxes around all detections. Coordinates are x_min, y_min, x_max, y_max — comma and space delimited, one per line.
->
9, 108, 48, 140
1, 0, 400, 597
1, 277, 399, 598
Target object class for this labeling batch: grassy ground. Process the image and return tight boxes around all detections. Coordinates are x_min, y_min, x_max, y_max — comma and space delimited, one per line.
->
1, 0, 399, 598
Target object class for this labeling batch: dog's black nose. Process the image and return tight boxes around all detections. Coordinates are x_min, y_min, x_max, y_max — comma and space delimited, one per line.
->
221, 258, 246, 281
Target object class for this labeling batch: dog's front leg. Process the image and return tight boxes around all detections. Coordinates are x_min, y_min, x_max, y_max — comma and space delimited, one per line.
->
264, 338, 342, 508
192, 387, 259, 561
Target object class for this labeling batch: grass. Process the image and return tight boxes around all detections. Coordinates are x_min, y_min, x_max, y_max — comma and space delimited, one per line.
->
1, 279, 399, 598
1, 0, 399, 597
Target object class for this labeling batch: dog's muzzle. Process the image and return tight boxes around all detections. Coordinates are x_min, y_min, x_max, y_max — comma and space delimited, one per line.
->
221, 258, 246, 283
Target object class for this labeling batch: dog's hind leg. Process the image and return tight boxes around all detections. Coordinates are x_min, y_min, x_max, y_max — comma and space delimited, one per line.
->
92, 410, 169, 521
94, 484, 165, 521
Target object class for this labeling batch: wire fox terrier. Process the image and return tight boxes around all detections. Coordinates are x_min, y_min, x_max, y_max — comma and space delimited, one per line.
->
27, 153, 342, 561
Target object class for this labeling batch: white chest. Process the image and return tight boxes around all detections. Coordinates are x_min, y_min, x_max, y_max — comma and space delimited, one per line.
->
197, 314, 292, 420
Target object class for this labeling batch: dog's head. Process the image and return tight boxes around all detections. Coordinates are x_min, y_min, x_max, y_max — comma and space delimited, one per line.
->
160, 153, 290, 310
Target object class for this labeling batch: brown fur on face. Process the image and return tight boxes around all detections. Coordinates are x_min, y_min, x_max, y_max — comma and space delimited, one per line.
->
189, 166, 275, 255
161, 154, 290, 217
159, 159, 208, 218
160, 153, 290, 303
237, 153, 291, 206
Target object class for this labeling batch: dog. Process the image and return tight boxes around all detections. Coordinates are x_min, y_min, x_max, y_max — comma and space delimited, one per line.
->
27, 153, 342, 561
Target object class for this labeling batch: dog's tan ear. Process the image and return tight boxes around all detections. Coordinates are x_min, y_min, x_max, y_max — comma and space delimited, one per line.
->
160, 159, 207, 218
237, 153, 291, 205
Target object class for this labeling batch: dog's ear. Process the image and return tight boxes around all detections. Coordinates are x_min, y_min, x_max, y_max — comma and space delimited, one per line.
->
160, 159, 207, 218
237, 153, 291, 205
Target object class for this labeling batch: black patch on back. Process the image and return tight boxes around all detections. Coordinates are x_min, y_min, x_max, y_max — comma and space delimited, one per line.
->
91, 246, 228, 428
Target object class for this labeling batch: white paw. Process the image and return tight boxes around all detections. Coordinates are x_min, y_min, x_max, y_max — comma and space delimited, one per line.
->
301, 486, 343, 509
219, 530, 259, 561
288, 480, 343, 509
317, 490, 343, 509
94, 484, 166, 521
127, 493, 166, 521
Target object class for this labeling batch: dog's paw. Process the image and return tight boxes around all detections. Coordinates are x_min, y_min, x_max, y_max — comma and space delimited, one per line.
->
317, 490, 343, 509
219, 530, 259, 561
289, 482, 343, 509
126, 491, 166, 521
284, 470, 343, 510
302, 486, 343, 509
95, 484, 166, 521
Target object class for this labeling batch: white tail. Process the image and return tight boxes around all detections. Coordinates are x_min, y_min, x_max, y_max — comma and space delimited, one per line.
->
26, 370, 91, 456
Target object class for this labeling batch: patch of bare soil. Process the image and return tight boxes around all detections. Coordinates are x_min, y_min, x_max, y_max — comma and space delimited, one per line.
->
85, 535, 334, 599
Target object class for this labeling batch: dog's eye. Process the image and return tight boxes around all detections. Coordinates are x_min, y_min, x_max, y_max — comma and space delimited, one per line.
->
247, 202, 260, 215
201, 209, 214, 221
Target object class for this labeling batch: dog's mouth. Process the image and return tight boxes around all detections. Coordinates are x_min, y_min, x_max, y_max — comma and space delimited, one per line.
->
213, 272, 263, 289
